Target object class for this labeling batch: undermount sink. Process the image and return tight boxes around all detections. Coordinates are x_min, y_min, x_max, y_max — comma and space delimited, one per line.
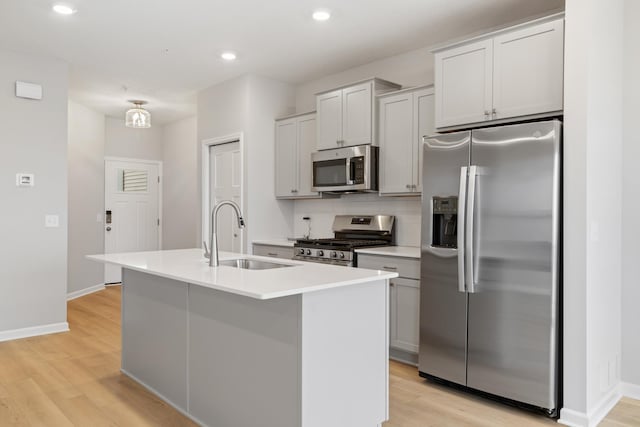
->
217, 258, 293, 270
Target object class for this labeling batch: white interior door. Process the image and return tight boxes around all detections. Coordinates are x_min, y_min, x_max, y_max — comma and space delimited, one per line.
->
104, 159, 160, 283
209, 142, 242, 253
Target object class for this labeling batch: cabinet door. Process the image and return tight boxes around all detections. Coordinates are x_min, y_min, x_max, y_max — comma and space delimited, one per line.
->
342, 82, 373, 146
253, 244, 294, 260
316, 90, 343, 150
296, 115, 319, 197
378, 92, 414, 195
435, 39, 493, 129
414, 88, 435, 192
492, 19, 564, 120
390, 277, 420, 353
274, 119, 298, 198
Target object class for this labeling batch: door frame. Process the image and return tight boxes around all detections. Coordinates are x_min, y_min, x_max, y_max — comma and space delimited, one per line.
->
104, 156, 164, 251
201, 132, 245, 253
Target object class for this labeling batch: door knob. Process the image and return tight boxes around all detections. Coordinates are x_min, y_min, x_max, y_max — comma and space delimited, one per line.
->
106, 226, 112, 231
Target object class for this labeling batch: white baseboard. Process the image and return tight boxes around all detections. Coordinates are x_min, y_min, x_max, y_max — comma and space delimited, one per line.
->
559, 386, 622, 427
67, 283, 106, 301
622, 382, 640, 400
0, 322, 69, 343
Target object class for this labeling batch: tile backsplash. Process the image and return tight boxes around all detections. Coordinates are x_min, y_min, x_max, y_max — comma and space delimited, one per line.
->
293, 193, 422, 247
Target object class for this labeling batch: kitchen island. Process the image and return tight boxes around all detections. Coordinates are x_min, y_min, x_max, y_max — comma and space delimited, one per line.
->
87, 248, 397, 427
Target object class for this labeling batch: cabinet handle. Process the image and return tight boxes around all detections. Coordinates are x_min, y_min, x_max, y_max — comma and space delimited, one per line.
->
492, 108, 497, 119
267, 252, 278, 257
291, 189, 298, 193
390, 282, 395, 287
406, 184, 412, 189
484, 110, 490, 120
383, 266, 397, 271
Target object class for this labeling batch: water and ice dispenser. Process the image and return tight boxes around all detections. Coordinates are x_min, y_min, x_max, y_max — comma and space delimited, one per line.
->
432, 196, 458, 248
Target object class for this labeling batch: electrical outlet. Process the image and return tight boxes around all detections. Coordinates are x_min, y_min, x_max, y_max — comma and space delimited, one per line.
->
45, 215, 59, 228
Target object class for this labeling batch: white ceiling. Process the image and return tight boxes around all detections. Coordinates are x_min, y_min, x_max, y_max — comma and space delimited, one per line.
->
0, 0, 564, 125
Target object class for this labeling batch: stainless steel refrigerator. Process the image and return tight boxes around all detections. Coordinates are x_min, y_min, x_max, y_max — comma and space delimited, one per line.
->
419, 120, 561, 416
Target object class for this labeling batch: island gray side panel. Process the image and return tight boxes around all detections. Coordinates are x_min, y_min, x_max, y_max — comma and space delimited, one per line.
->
188, 285, 301, 427
121, 269, 188, 410
301, 280, 389, 427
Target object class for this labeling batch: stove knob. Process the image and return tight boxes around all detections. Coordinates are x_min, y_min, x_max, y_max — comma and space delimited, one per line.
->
318, 250, 324, 257
339, 252, 345, 259
298, 248, 305, 255
306, 249, 312, 256
331, 251, 337, 258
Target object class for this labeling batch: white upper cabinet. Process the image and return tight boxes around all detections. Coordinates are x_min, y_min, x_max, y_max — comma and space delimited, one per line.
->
296, 114, 317, 197
413, 88, 436, 193
435, 39, 493, 128
378, 86, 435, 196
274, 113, 320, 199
316, 90, 342, 150
492, 19, 564, 120
275, 118, 297, 198
316, 78, 401, 151
434, 15, 564, 130
342, 82, 373, 146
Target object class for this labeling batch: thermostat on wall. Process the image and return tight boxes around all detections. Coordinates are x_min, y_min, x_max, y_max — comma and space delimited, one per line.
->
16, 173, 34, 187
15, 81, 43, 100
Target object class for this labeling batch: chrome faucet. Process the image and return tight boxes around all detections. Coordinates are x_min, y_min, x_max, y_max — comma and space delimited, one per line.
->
208, 200, 245, 267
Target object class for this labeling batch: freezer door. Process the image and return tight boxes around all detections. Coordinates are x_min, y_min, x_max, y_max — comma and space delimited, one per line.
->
419, 131, 470, 385
466, 121, 560, 410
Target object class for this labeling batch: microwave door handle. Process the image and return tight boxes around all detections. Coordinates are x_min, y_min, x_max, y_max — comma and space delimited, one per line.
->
346, 159, 355, 185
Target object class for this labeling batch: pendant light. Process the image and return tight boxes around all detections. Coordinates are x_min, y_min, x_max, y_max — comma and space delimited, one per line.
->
125, 100, 151, 128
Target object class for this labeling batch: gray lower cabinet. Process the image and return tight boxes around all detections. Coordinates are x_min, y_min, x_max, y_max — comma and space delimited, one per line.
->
358, 254, 420, 365
252, 243, 294, 260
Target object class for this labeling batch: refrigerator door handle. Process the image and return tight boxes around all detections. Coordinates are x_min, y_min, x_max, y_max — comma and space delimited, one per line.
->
457, 166, 468, 293
466, 165, 478, 293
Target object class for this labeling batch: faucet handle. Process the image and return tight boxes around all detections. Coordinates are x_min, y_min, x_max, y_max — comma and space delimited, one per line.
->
203, 241, 211, 259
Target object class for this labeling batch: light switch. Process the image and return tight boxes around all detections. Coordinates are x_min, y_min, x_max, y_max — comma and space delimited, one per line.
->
45, 215, 59, 228
16, 81, 43, 100
16, 173, 34, 187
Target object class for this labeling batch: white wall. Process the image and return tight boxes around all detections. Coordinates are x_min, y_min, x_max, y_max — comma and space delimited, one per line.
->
197, 75, 251, 248
245, 75, 296, 244
0, 49, 68, 335
621, 0, 640, 393
293, 196, 421, 246
197, 75, 296, 251
105, 116, 163, 161
561, 0, 624, 424
162, 116, 199, 249
295, 46, 433, 113
67, 101, 105, 295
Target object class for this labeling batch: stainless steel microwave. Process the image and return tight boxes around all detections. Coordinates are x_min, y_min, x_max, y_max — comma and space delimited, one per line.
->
311, 145, 378, 193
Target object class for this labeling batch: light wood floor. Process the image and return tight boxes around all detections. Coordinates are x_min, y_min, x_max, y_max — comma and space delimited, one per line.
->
0, 286, 637, 426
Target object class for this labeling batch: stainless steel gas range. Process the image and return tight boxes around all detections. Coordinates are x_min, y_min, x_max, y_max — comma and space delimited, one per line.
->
293, 215, 395, 267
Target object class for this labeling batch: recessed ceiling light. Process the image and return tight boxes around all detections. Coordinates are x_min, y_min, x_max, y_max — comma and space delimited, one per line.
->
312, 9, 331, 21
221, 52, 237, 61
52, 3, 77, 15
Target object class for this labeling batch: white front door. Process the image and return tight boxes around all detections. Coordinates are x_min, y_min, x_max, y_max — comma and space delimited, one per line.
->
104, 159, 160, 283
209, 142, 242, 253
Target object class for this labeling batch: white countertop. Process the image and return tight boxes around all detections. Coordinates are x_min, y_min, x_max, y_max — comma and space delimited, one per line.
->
252, 239, 295, 247
87, 249, 397, 300
355, 246, 421, 259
